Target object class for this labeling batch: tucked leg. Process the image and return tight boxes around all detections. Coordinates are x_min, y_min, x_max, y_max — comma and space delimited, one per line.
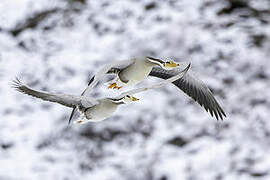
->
108, 82, 123, 90
74, 113, 86, 124
108, 82, 117, 89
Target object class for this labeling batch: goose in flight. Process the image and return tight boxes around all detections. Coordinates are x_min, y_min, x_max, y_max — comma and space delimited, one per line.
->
72, 57, 226, 122
83, 56, 180, 92
12, 63, 190, 124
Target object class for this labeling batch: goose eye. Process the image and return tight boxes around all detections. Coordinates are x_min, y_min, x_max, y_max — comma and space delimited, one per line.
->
127, 95, 130, 98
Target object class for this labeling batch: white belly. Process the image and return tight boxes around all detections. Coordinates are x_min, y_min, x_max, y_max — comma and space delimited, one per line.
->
84, 101, 118, 122
117, 60, 154, 86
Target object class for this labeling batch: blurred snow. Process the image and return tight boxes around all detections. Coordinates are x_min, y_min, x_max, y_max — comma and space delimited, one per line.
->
1, 0, 270, 179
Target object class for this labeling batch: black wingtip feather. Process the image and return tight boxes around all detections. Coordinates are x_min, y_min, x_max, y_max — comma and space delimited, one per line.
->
221, 108, 227, 117
149, 67, 226, 121
209, 109, 214, 117
87, 76, 95, 86
68, 108, 76, 125
214, 110, 219, 121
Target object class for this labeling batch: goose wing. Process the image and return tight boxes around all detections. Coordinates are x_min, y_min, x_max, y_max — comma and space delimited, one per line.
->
115, 63, 190, 98
12, 78, 96, 109
149, 64, 226, 120
82, 59, 135, 96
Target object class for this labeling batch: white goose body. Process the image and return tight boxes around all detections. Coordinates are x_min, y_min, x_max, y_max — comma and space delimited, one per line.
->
116, 58, 156, 87
82, 99, 120, 123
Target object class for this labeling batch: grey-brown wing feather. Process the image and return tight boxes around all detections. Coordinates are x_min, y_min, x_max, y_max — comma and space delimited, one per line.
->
12, 78, 82, 108
116, 63, 190, 99
107, 59, 136, 74
82, 59, 135, 96
149, 67, 226, 120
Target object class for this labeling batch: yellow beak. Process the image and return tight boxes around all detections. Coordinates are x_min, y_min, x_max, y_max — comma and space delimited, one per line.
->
131, 96, 139, 101
169, 61, 179, 67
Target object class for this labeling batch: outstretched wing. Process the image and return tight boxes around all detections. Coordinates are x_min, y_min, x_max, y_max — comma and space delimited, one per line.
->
68, 59, 135, 124
12, 78, 82, 108
115, 63, 190, 98
149, 63, 226, 120
82, 59, 135, 96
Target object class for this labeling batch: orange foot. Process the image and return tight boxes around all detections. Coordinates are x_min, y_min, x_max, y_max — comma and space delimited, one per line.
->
108, 83, 123, 90
75, 119, 83, 124
108, 82, 117, 89
115, 86, 123, 90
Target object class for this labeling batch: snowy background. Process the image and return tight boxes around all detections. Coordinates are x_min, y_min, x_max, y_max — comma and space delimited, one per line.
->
1, 0, 270, 179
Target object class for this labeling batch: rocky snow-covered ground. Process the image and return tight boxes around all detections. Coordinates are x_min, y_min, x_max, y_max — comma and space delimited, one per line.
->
0, 0, 270, 179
